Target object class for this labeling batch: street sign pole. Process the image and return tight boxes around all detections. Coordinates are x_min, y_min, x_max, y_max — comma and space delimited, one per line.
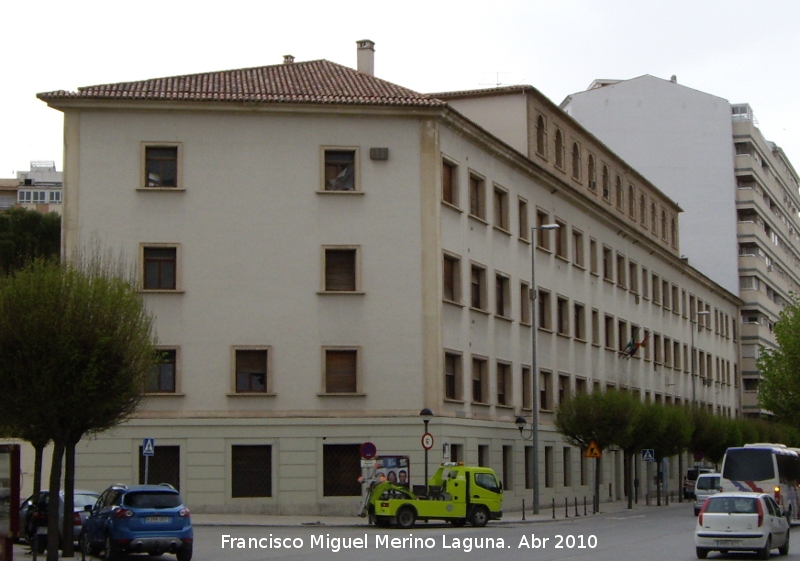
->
142, 438, 155, 484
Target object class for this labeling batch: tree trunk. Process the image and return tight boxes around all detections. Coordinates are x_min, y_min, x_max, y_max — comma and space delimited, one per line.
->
626, 450, 633, 510
46, 440, 65, 561
61, 439, 77, 557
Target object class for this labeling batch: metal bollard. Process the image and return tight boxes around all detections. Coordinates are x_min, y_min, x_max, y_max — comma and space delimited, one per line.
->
575, 497, 580, 517
565, 497, 569, 518
522, 499, 526, 521
584, 496, 588, 516
552, 498, 556, 519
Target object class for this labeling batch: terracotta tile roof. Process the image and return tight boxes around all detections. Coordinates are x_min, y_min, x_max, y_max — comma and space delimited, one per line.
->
38, 60, 445, 108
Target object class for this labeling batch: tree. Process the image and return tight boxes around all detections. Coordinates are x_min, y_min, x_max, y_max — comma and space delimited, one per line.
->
758, 294, 800, 426
0, 207, 60, 276
0, 254, 157, 559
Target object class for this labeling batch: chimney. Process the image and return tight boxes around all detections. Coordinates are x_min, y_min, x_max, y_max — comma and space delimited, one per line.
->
283, 55, 295, 64
356, 39, 375, 76
670, 75, 678, 84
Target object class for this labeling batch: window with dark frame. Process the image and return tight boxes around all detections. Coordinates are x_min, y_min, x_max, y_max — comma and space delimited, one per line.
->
325, 248, 357, 291
325, 349, 358, 393
442, 159, 458, 205
518, 198, 529, 240
497, 362, 511, 406
495, 273, 510, 317
143, 247, 177, 290
472, 357, 487, 403
471, 265, 486, 310
323, 444, 361, 496
231, 445, 272, 498
235, 349, 268, 393
145, 146, 178, 187
445, 352, 461, 400
148, 349, 176, 393
443, 254, 460, 303
324, 150, 356, 191
469, 173, 486, 219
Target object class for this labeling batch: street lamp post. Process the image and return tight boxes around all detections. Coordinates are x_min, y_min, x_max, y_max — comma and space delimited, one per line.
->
420, 408, 433, 495
516, 223, 559, 516
690, 310, 711, 406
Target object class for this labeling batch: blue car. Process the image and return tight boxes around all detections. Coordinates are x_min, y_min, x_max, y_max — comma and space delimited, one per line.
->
79, 483, 192, 561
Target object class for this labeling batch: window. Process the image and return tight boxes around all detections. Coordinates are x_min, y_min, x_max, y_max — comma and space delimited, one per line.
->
525, 446, 534, 489
554, 129, 564, 168
503, 446, 513, 490
144, 145, 179, 187
664, 337, 672, 367
615, 175, 623, 211
493, 185, 509, 231
558, 374, 570, 404
571, 142, 581, 179
323, 149, 356, 191
672, 285, 679, 314
143, 245, 177, 290
545, 446, 553, 488
602, 246, 613, 281
651, 203, 657, 233
324, 348, 358, 394
653, 334, 662, 364
536, 115, 547, 156
602, 165, 610, 200
629, 262, 638, 293
628, 185, 636, 219
574, 303, 586, 340
495, 273, 510, 317
563, 447, 572, 487
674, 341, 682, 370
641, 267, 649, 299
671, 217, 678, 246
497, 362, 511, 406
591, 309, 600, 345
235, 348, 269, 393
617, 320, 627, 353
589, 238, 598, 274
470, 264, 487, 310
662, 279, 670, 310
442, 253, 461, 303
138, 445, 180, 490
555, 219, 568, 258
323, 444, 361, 496
478, 445, 489, 467
469, 172, 486, 219
616, 254, 627, 288
652, 273, 661, 304
520, 282, 531, 324
444, 351, 462, 400
521, 366, 532, 409
604, 314, 615, 349
148, 349, 177, 393
557, 296, 569, 336
538, 289, 552, 330
472, 357, 488, 403
324, 247, 358, 292
540, 370, 553, 410
587, 154, 597, 192
640, 194, 647, 226
572, 229, 584, 267
661, 210, 667, 240
232, 445, 272, 498
518, 198, 529, 240
442, 158, 458, 206
48, 190, 62, 203
536, 210, 551, 249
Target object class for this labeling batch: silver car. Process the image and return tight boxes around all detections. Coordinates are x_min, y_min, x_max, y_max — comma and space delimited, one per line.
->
694, 473, 721, 516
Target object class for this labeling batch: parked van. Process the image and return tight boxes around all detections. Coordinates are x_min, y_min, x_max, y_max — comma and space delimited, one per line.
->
693, 473, 721, 516
684, 467, 714, 499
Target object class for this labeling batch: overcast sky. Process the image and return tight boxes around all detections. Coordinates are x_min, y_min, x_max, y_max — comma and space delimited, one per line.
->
4, 0, 799, 179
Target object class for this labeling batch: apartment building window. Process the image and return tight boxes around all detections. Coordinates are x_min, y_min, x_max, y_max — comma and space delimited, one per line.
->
493, 185, 509, 231
616, 254, 627, 288
442, 157, 458, 206
617, 320, 627, 354
587, 154, 597, 192
641, 267, 649, 299
472, 357, 488, 403
555, 129, 565, 169
671, 218, 678, 246
497, 362, 511, 406
235, 348, 269, 393
574, 303, 586, 340
443, 253, 461, 303
602, 165, 610, 200
540, 370, 553, 410
558, 374, 570, 404
664, 337, 672, 367
496, 273, 511, 318
591, 309, 600, 346
652, 273, 661, 304
144, 144, 179, 187
629, 262, 638, 293
651, 203, 657, 234
557, 296, 569, 336
469, 172, 486, 219
602, 246, 613, 281
323, 149, 357, 191
604, 315, 615, 349
324, 349, 358, 394
143, 245, 178, 290
643, 329, 651, 361
444, 351, 462, 401
470, 264, 487, 310
661, 210, 668, 240
536, 115, 547, 157
628, 185, 636, 219
521, 366, 532, 409
563, 447, 572, 487
323, 444, 361, 496
571, 142, 581, 179
589, 238, 598, 274
520, 282, 531, 324
662, 279, 670, 310
545, 446, 554, 488
324, 247, 359, 292
682, 290, 688, 318
18, 190, 47, 204
575, 377, 587, 395
536, 210, 552, 249
148, 348, 177, 393
572, 228, 584, 267
674, 341, 682, 370
518, 198, 529, 240
653, 334, 662, 364
555, 219, 568, 258
232, 445, 272, 498
640, 194, 647, 227
672, 285, 679, 314
615, 175, 623, 211
538, 289, 552, 330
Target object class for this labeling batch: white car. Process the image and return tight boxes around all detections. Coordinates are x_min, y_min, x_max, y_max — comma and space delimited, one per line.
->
693, 473, 721, 516
695, 492, 790, 559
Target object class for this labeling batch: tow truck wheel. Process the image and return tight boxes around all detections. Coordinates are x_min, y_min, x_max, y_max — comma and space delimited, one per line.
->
469, 506, 489, 528
396, 506, 417, 529
375, 516, 391, 528
450, 518, 467, 527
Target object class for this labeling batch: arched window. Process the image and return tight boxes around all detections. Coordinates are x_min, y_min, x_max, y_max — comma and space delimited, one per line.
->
640, 194, 647, 226
628, 185, 636, 219
602, 166, 610, 200
661, 210, 667, 240
671, 217, 677, 246
572, 143, 580, 179
555, 129, 564, 168
536, 115, 547, 157
615, 175, 623, 210
587, 155, 596, 192
651, 203, 657, 233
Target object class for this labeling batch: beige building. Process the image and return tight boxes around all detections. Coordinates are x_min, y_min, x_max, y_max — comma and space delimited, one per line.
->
34, 42, 741, 514
15, 160, 63, 214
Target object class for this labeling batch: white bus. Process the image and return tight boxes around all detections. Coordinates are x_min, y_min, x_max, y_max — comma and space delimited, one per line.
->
720, 444, 800, 521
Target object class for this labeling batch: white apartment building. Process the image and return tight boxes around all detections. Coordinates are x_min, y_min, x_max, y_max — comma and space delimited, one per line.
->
35, 43, 740, 514
15, 160, 63, 214
560, 75, 800, 417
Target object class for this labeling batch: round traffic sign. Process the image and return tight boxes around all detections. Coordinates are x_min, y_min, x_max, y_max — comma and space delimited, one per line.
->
360, 441, 377, 460
421, 432, 434, 450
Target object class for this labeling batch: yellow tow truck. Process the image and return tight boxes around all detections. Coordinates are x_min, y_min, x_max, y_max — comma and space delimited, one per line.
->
360, 463, 503, 528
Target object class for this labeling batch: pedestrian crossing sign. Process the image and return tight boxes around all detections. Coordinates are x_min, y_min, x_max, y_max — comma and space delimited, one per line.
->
585, 440, 602, 458
641, 448, 655, 462
142, 438, 155, 456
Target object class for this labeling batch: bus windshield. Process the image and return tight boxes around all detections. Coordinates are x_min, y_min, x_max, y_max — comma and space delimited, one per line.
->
722, 448, 774, 481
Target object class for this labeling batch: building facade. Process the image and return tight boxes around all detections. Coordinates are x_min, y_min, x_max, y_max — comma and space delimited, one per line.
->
14, 160, 63, 214
560, 76, 800, 417
36, 45, 741, 514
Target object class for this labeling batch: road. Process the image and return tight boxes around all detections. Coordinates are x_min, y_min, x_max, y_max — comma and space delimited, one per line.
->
174, 502, 796, 561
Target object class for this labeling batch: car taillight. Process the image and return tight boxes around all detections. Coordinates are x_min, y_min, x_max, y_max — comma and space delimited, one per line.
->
698, 499, 709, 525
113, 509, 134, 519
774, 486, 781, 504
73, 512, 82, 526
757, 498, 764, 527
179, 508, 190, 518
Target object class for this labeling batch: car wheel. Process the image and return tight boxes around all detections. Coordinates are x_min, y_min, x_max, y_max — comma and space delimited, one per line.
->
396, 506, 416, 529
104, 535, 122, 561
779, 530, 790, 556
469, 506, 490, 528
176, 544, 193, 561
374, 516, 391, 528
695, 547, 709, 559
758, 535, 772, 560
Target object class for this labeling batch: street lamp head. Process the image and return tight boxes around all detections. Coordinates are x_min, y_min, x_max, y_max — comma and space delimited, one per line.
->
419, 408, 433, 423
538, 223, 560, 230
515, 416, 527, 435
696, 310, 710, 316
